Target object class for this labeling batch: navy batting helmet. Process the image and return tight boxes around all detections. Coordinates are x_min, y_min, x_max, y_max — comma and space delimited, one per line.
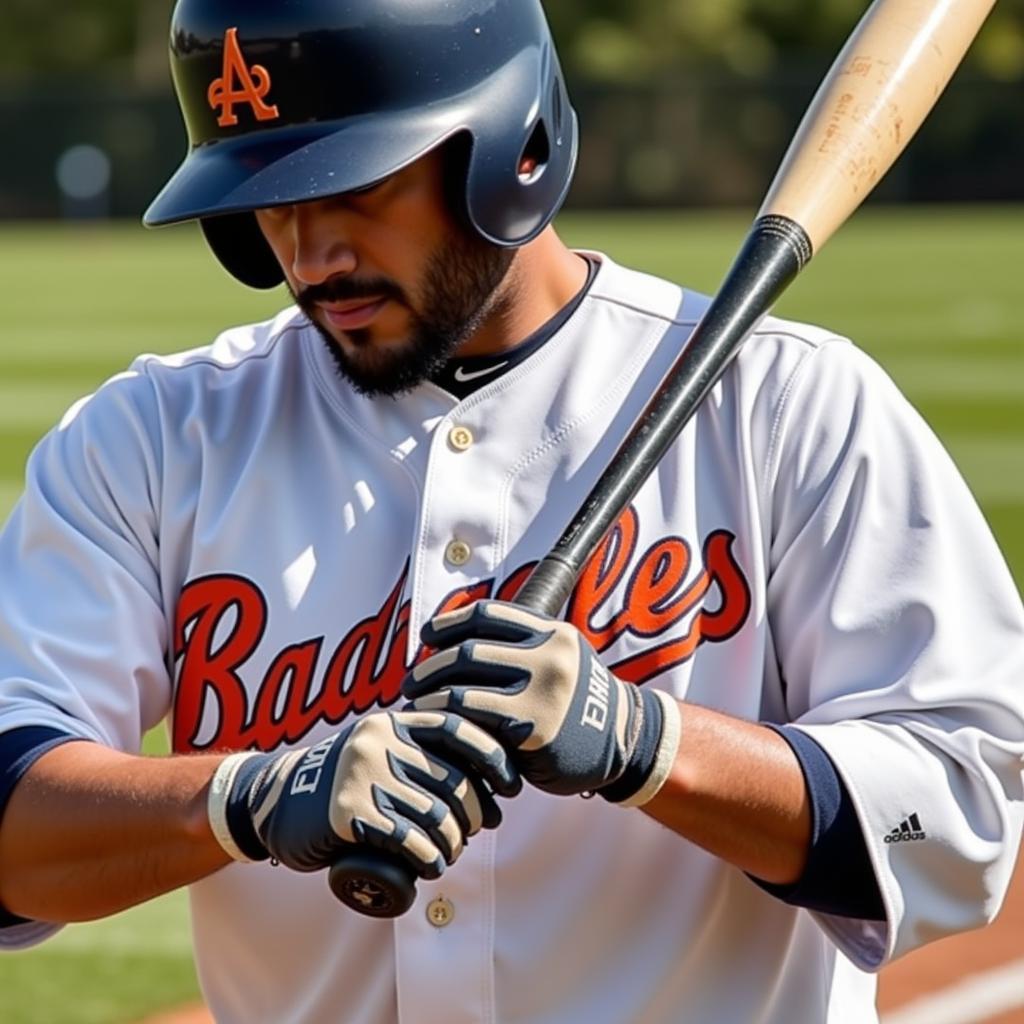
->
144, 0, 579, 288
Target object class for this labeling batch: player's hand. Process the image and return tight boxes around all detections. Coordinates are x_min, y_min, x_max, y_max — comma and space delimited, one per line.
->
206, 710, 522, 878
403, 601, 682, 806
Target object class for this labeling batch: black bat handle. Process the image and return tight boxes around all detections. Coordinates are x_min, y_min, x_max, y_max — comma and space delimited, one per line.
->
328, 216, 812, 917
517, 216, 811, 614
328, 850, 418, 918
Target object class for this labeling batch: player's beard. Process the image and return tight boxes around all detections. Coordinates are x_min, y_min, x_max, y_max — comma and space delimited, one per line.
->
292, 233, 515, 398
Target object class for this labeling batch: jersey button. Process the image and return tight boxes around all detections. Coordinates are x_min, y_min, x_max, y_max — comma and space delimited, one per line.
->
445, 540, 472, 567
448, 426, 475, 452
426, 896, 455, 928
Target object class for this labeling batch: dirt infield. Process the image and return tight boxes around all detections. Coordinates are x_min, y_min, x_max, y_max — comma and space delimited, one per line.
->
144, 860, 1024, 1024
138, 1010, 212, 1024
876, 854, 1024, 1023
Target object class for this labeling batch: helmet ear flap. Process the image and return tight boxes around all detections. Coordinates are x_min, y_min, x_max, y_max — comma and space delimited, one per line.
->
201, 214, 285, 289
440, 133, 475, 237
462, 42, 578, 247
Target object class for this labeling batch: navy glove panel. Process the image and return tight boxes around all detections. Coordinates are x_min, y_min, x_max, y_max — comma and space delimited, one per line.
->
208, 709, 521, 880
406, 601, 680, 804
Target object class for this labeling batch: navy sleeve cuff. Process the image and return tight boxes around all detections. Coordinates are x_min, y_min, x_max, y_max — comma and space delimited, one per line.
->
0, 726, 83, 928
750, 725, 886, 921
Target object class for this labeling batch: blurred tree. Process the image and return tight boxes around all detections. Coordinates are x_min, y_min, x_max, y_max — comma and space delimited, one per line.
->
0, 0, 140, 78
548, 0, 1024, 82
0, 0, 1020, 85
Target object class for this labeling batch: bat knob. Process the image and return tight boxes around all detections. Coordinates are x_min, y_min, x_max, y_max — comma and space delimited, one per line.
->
328, 851, 418, 918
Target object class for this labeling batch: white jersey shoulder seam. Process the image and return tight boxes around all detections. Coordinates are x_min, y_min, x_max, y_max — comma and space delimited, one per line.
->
132, 311, 307, 379
589, 282, 846, 355
761, 336, 853, 502
587, 289, 701, 330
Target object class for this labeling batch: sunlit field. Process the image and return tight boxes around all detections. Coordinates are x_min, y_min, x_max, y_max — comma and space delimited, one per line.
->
0, 207, 1020, 1022
1, 210, 1020, 583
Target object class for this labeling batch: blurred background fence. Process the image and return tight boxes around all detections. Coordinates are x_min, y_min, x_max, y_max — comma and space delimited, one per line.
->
1, 70, 1021, 221
1, 0, 1022, 220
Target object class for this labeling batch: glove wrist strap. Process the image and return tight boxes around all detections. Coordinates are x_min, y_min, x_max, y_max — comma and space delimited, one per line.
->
600, 688, 682, 807
619, 690, 681, 807
208, 752, 271, 862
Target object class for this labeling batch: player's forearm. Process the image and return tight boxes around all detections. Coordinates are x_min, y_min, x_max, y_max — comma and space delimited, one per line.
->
643, 703, 811, 885
0, 741, 231, 922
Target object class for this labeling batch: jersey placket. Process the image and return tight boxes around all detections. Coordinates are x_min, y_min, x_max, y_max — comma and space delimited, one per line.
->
395, 405, 509, 1024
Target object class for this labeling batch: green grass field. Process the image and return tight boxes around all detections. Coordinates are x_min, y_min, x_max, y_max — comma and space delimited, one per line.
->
0, 208, 1020, 1023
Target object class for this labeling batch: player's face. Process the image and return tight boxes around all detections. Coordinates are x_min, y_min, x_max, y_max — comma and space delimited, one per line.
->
254, 149, 514, 397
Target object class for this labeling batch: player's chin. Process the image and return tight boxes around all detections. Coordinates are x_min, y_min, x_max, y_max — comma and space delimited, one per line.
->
332, 335, 437, 398
311, 307, 456, 397
337, 324, 420, 369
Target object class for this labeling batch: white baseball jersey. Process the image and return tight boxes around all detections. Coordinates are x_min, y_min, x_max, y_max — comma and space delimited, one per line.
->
1, 253, 1023, 1023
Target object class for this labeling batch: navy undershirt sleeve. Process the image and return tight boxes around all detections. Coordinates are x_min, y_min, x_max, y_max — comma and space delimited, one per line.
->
0, 726, 82, 928
749, 725, 886, 921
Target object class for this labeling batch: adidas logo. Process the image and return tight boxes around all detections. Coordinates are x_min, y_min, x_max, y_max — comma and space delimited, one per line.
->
885, 813, 926, 844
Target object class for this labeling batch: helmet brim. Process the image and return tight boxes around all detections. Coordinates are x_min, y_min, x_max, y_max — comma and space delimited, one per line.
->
144, 107, 466, 228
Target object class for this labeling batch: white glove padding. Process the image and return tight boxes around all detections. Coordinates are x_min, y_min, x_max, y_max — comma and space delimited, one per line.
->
207, 710, 522, 878
404, 601, 681, 806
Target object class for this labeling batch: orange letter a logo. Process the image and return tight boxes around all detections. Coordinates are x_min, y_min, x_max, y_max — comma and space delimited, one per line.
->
208, 28, 281, 129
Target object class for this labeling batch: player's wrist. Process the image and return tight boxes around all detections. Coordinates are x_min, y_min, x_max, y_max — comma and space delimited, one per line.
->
207, 752, 273, 863
599, 689, 682, 807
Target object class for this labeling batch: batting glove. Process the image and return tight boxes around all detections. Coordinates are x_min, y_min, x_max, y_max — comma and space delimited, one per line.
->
403, 601, 681, 806
207, 710, 521, 878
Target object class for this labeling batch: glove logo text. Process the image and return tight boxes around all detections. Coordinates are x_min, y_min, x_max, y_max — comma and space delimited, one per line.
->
290, 736, 335, 796
581, 661, 611, 731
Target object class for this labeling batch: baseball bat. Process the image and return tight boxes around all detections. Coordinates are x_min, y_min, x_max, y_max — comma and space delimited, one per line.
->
327, 0, 996, 917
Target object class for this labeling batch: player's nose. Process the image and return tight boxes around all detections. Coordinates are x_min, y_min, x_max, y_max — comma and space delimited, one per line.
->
289, 201, 357, 286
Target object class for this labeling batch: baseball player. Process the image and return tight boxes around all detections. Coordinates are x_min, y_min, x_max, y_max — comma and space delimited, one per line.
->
1, 1, 1023, 1022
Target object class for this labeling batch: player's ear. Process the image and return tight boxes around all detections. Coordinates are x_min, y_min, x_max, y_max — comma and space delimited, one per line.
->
518, 120, 551, 183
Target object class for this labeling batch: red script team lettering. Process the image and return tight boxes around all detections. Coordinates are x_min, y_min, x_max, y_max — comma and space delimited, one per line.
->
172, 508, 751, 753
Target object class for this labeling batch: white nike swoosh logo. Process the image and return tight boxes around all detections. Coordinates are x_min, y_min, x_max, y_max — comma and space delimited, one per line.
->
453, 362, 509, 383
